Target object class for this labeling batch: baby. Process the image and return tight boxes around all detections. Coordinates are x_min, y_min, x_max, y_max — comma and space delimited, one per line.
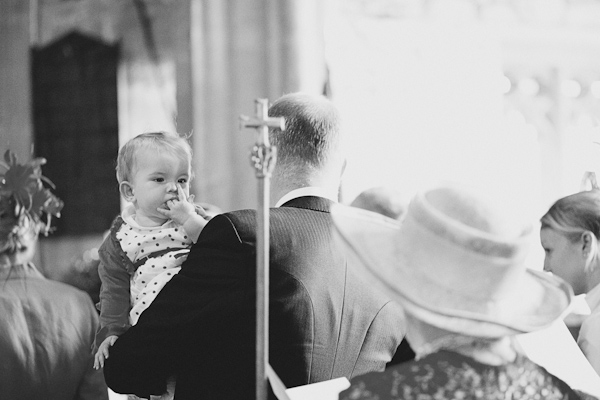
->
93, 131, 208, 389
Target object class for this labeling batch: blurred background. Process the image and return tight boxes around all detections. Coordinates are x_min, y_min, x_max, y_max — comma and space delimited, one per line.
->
2, 0, 600, 287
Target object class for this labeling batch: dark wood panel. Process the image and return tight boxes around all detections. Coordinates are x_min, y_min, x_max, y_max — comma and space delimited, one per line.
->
32, 31, 120, 236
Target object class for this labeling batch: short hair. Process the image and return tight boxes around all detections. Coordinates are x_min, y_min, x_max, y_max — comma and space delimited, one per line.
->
267, 93, 341, 171
540, 190, 600, 242
116, 131, 193, 184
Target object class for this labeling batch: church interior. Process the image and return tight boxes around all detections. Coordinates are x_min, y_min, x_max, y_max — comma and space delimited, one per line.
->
3, 0, 600, 398
3, 0, 600, 280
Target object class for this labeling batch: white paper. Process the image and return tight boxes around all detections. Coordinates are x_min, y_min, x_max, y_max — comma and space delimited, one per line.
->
285, 377, 351, 400
516, 320, 600, 396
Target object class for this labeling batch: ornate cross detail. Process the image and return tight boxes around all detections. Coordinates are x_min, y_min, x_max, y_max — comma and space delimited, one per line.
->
240, 98, 285, 178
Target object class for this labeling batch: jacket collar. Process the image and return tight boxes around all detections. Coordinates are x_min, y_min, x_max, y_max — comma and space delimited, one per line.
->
280, 196, 333, 213
0, 262, 45, 281
275, 186, 338, 207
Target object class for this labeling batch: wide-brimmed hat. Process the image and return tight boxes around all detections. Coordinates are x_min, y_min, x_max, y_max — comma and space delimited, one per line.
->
332, 185, 573, 337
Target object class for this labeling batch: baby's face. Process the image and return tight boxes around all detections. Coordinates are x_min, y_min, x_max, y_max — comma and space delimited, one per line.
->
128, 148, 191, 227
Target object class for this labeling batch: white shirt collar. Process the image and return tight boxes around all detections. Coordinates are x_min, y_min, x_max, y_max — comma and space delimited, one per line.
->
275, 187, 338, 208
586, 282, 600, 312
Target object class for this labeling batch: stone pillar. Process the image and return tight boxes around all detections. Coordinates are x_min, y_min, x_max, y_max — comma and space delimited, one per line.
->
0, 0, 33, 159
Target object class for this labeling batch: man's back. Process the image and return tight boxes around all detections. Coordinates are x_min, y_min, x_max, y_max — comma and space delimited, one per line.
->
225, 197, 405, 387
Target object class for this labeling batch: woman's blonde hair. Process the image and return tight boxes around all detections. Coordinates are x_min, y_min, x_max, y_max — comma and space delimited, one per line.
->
540, 190, 600, 243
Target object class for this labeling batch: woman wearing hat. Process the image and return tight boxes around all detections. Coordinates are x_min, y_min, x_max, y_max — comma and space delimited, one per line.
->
541, 190, 600, 377
0, 150, 108, 399
333, 185, 595, 399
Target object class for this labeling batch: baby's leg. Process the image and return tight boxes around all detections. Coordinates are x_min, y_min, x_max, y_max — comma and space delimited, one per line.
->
149, 376, 175, 400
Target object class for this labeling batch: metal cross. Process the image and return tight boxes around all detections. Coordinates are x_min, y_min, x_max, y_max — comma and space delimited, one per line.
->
240, 98, 285, 400
241, 98, 285, 178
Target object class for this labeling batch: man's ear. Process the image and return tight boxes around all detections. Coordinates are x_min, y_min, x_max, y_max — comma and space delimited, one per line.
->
119, 181, 135, 202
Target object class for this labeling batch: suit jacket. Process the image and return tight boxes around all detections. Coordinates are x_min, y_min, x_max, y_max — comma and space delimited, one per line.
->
104, 196, 405, 399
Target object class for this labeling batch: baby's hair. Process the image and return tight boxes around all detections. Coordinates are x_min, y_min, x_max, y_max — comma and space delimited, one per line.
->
116, 131, 193, 184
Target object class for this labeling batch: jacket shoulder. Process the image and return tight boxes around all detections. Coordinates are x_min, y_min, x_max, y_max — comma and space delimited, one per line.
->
198, 210, 256, 246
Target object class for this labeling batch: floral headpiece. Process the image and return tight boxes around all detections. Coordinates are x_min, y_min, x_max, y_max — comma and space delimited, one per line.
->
0, 150, 64, 254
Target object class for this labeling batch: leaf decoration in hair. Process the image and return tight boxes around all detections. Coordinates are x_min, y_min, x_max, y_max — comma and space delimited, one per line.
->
0, 149, 64, 239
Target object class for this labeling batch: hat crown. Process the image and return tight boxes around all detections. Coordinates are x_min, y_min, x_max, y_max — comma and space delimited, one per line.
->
415, 187, 532, 260
426, 187, 527, 240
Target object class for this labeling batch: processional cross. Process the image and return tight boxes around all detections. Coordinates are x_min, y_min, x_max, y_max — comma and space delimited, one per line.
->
240, 98, 285, 400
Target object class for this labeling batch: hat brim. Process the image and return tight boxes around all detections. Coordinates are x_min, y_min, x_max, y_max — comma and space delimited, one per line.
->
331, 204, 574, 337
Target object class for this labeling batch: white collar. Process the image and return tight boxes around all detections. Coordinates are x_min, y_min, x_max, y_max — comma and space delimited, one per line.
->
586, 282, 600, 311
275, 187, 338, 208
121, 204, 171, 229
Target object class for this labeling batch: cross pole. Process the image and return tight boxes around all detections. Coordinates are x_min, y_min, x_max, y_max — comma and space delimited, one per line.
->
240, 98, 285, 400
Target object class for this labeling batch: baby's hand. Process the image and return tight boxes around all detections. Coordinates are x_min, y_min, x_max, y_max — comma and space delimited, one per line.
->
94, 335, 119, 369
159, 185, 197, 226
159, 186, 209, 243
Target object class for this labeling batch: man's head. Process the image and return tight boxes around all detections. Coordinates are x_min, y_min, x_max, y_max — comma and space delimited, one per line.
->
267, 93, 345, 200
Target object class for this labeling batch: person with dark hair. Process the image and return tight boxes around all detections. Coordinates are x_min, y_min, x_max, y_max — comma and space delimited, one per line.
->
541, 190, 600, 376
0, 150, 108, 400
103, 93, 405, 399
333, 184, 596, 399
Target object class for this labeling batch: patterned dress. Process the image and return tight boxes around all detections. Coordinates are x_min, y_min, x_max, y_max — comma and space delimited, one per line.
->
116, 209, 191, 400
339, 350, 597, 400
117, 211, 191, 325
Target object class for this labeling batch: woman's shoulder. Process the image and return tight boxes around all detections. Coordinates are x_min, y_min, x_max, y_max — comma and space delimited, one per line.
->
339, 353, 458, 399
339, 350, 585, 400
